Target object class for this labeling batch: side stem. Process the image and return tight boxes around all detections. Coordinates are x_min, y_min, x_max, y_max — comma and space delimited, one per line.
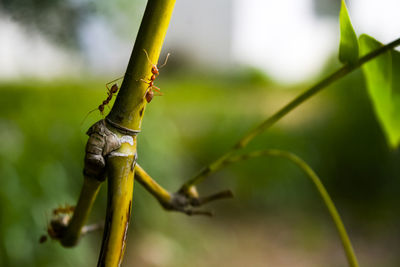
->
180, 37, 400, 191
60, 176, 102, 247
220, 150, 359, 267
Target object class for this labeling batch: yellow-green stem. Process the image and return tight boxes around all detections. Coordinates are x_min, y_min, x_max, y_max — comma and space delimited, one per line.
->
107, 0, 176, 130
135, 164, 172, 204
97, 0, 176, 266
61, 176, 102, 247
97, 153, 136, 267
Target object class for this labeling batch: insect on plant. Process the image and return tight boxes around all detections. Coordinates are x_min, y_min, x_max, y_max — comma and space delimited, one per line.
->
52, 204, 75, 216
81, 77, 123, 125
39, 204, 76, 243
98, 77, 123, 115
141, 49, 170, 103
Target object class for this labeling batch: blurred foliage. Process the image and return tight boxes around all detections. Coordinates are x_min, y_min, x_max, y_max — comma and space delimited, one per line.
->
0, 0, 144, 48
338, 0, 358, 65
0, 68, 399, 266
360, 35, 400, 148
0, 0, 91, 47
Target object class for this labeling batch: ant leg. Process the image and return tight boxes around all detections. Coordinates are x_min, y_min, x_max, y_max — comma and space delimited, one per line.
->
142, 86, 150, 96
106, 76, 124, 89
143, 49, 153, 66
80, 108, 98, 126
152, 85, 161, 92
136, 77, 149, 83
139, 78, 151, 86
152, 86, 163, 96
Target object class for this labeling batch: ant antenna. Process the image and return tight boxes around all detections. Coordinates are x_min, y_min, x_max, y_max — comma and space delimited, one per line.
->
142, 49, 170, 68
80, 108, 98, 127
106, 76, 124, 90
159, 53, 170, 69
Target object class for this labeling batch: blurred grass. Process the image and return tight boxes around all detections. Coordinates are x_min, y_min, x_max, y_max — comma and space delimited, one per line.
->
0, 69, 399, 266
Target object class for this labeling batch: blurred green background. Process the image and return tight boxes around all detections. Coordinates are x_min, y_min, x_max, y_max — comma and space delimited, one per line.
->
1, 67, 400, 266
1, 0, 400, 266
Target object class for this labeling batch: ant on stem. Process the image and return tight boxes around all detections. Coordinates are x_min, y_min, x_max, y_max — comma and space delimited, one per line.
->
52, 204, 75, 216
98, 76, 123, 115
141, 49, 170, 103
39, 204, 76, 243
81, 77, 123, 125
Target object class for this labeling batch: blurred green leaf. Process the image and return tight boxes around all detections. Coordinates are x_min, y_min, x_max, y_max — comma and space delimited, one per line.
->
339, 0, 359, 65
359, 34, 400, 148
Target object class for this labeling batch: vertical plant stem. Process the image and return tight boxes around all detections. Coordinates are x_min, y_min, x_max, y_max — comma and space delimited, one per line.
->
107, 0, 177, 131
97, 152, 136, 267
96, 0, 176, 266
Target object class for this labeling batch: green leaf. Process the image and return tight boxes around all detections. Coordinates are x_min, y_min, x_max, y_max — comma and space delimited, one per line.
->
360, 34, 400, 148
339, 0, 359, 65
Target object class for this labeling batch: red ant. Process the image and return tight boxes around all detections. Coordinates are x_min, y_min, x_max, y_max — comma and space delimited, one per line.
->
99, 76, 123, 114
141, 49, 170, 103
81, 77, 123, 125
39, 204, 75, 243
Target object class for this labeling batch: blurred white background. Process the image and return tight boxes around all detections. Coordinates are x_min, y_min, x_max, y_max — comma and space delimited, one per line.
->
0, 0, 399, 83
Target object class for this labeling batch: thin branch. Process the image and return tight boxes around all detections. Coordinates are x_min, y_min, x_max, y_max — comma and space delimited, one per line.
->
60, 176, 102, 247
135, 164, 233, 216
180, 37, 400, 191
205, 149, 359, 267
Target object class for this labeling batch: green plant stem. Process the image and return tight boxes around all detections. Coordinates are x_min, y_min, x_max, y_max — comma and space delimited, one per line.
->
180, 37, 400, 192
134, 164, 233, 215
97, 153, 136, 267
96, 0, 176, 266
59, 0, 176, 259
135, 163, 172, 204
221, 150, 359, 267
107, 0, 176, 131
60, 176, 102, 247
